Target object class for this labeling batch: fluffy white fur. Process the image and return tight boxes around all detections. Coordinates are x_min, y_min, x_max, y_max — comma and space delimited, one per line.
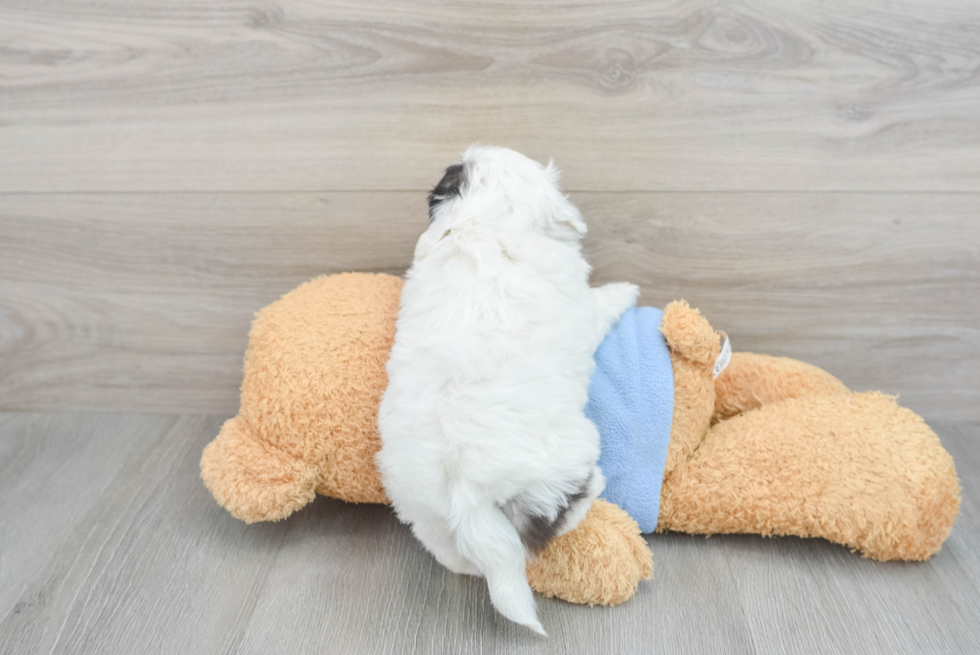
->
376, 146, 639, 635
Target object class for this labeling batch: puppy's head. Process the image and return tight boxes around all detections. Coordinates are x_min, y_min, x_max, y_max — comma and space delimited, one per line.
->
418, 146, 586, 260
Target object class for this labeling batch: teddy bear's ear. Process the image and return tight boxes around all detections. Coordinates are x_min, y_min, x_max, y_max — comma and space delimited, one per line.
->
659, 300, 720, 368
201, 416, 319, 523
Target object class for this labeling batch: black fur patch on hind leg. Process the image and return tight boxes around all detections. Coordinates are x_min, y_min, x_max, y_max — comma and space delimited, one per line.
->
503, 472, 594, 555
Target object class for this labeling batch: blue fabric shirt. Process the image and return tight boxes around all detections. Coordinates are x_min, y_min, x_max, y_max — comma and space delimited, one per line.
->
585, 306, 674, 533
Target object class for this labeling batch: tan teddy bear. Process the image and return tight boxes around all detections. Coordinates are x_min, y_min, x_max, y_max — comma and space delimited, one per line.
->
201, 272, 960, 607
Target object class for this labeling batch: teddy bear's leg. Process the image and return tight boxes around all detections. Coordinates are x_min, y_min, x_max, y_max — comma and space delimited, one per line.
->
714, 352, 850, 422
201, 416, 320, 523
526, 499, 653, 606
658, 392, 960, 560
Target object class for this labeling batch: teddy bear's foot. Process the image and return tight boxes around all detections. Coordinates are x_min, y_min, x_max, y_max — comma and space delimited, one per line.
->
201, 416, 319, 523
713, 352, 849, 422
526, 499, 653, 606
659, 392, 961, 561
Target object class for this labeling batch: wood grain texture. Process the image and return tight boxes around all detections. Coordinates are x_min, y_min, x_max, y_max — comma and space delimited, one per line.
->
1, 0, 979, 192
2, 1, 977, 652
1, 192, 977, 420
0, 413, 977, 654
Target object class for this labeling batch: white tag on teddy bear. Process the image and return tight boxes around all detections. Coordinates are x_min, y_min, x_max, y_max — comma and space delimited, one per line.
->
714, 331, 731, 379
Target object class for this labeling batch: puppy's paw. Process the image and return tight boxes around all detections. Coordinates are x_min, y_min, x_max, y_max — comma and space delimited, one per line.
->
594, 282, 640, 329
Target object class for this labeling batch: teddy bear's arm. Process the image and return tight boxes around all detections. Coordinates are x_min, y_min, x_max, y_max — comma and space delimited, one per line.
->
713, 352, 850, 422
201, 416, 320, 523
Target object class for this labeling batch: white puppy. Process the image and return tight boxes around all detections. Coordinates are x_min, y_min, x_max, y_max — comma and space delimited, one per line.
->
376, 146, 639, 635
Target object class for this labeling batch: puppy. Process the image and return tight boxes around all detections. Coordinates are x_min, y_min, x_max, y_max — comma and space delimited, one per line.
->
376, 146, 639, 635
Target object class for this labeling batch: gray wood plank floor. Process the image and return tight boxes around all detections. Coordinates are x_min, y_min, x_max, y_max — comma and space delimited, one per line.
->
0, 413, 977, 655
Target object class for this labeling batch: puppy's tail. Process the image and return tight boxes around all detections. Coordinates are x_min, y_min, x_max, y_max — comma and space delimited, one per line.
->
449, 484, 546, 636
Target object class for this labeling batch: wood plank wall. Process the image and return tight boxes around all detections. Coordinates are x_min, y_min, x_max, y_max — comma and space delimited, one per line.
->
2, 0, 978, 420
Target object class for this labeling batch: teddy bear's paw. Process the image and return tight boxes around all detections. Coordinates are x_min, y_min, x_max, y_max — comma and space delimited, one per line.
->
201, 416, 319, 523
526, 499, 653, 607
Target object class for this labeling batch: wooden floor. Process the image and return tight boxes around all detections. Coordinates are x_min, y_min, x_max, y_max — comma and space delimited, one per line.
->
2, 0, 979, 652
0, 413, 977, 655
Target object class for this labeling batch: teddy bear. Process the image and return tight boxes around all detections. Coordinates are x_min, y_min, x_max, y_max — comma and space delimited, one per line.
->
200, 272, 960, 607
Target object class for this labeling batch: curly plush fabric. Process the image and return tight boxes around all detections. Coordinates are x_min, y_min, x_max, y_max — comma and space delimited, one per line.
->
201, 273, 403, 522
658, 301, 718, 480
660, 383, 961, 561
713, 352, 850, 422
526, 499, 653, 606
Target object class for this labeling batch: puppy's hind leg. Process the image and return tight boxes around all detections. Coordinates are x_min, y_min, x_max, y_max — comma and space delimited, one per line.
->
593, 282, 640, 337
410, 513, 482, 577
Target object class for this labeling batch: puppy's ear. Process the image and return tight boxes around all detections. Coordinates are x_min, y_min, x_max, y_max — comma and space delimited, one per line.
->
544, 158, 561, 185
542, 159, 587, 239
544, 159, 588, 239
550, 201, 587, 238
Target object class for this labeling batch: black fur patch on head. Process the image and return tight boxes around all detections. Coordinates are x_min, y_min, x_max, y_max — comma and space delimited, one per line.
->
428, 162, 466, 222
510, 472, 594, 555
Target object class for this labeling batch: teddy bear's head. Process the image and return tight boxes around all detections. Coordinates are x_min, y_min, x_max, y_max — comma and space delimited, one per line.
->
201, 273, 403, 522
